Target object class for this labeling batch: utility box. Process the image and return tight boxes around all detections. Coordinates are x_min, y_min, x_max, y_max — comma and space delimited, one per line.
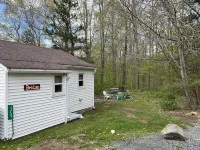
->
8, 105, 13, 120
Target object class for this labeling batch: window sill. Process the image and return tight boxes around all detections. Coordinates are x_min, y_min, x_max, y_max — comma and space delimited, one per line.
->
52, 93, 65, 98
78, 87, 86, 90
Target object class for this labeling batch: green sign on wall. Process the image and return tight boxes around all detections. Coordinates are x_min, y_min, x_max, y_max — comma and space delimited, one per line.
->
8, 105, 13, 120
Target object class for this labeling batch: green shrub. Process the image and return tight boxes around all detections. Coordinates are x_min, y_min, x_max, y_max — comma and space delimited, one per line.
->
156, 90, 178, 111
160, 97, 177, 111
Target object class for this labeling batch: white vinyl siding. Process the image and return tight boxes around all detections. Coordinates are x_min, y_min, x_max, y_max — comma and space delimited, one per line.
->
68, 69, 94, 112
0, 64, 5, 139
7, 73, 66, 139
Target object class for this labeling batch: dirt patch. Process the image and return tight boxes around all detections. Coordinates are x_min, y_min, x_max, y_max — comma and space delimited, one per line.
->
123, 109, 148, 124
122, 107, 144, 120
169, 111, 199, 125
22, 140, 79, 150
123, 108, 138, 112
70, 135, 83, 143
22, 139, 96, 150
139, 119, 148, 124
126, 113, 137, 119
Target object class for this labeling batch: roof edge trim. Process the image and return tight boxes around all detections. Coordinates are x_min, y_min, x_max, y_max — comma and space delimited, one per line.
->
8, 69, 72, 74
66, 65, 96, 70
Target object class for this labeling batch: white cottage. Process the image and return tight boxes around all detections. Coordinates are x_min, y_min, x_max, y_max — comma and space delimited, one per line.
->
0, 40, 96, 139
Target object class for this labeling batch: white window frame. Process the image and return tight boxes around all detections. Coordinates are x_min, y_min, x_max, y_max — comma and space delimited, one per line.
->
52, 75, 64, 97
78, 73, 85, 88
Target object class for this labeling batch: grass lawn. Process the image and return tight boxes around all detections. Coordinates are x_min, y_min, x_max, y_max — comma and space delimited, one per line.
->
0, 92, 188, 150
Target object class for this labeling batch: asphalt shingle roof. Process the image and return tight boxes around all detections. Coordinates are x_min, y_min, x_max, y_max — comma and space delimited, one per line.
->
0, 40, 95, 70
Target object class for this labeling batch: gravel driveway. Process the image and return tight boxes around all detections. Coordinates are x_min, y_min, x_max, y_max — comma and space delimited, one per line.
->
108, 126, 200, 150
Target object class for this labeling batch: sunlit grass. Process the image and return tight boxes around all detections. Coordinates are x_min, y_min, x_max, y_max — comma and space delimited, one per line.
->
0, 92, 188, 150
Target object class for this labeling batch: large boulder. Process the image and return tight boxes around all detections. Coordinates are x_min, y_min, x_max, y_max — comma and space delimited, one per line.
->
161, 124, 187, 141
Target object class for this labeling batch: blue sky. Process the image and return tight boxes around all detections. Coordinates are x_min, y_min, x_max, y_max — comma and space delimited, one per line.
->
0, 4, 5, 11
0, 3, 53, 47
0, 4, 6, 24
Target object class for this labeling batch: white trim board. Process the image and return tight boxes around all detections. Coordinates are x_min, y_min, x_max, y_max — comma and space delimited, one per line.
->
4, 68, 8, 139
8, 69, 72, 74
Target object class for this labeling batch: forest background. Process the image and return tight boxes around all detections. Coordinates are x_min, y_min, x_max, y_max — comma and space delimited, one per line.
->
0, 0, 200, 110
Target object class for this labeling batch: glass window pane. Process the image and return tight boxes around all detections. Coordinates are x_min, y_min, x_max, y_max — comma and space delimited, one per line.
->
55, 76, 62, 83
79, 81, 83, 86
55, 85, 62, 92
79, 74, 83, 80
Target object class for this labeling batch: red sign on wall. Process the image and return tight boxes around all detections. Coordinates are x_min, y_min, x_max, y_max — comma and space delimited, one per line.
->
24, 84, 40, 91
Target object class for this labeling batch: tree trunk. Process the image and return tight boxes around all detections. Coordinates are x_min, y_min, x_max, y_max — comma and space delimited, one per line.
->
131, 0, 140, 90
83, 0, 90, 59
122, 22, 128, 87
111, 6, 117, 87
99, 0, 105, 90
179, 43, 193, 109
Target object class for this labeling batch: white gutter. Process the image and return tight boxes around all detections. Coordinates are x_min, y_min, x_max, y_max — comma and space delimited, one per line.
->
0, 63, 8, 139
92, 69, 96, 109
65, 74, 70, 123
8, 69, 72, 74
4, 68, 8, 139
0, 63, 9, 139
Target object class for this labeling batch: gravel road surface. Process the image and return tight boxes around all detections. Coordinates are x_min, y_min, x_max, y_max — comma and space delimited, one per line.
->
109, 126, 200, 150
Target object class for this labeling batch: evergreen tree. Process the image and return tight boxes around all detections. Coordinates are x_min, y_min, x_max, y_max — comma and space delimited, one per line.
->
44, 0, 83, 55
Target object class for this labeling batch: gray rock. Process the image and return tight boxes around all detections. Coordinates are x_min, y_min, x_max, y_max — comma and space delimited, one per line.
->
161, 124, 187, 141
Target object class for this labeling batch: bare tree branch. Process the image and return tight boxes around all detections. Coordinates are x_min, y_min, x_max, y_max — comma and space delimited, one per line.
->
120, 0, 177, 42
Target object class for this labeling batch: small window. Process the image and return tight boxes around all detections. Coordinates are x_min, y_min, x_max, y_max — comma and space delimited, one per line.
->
79, 74, 84, 87
54, 76, 63, 93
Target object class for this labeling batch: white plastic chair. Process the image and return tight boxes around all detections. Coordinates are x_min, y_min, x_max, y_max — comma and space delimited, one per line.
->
103, 91, 110, 100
